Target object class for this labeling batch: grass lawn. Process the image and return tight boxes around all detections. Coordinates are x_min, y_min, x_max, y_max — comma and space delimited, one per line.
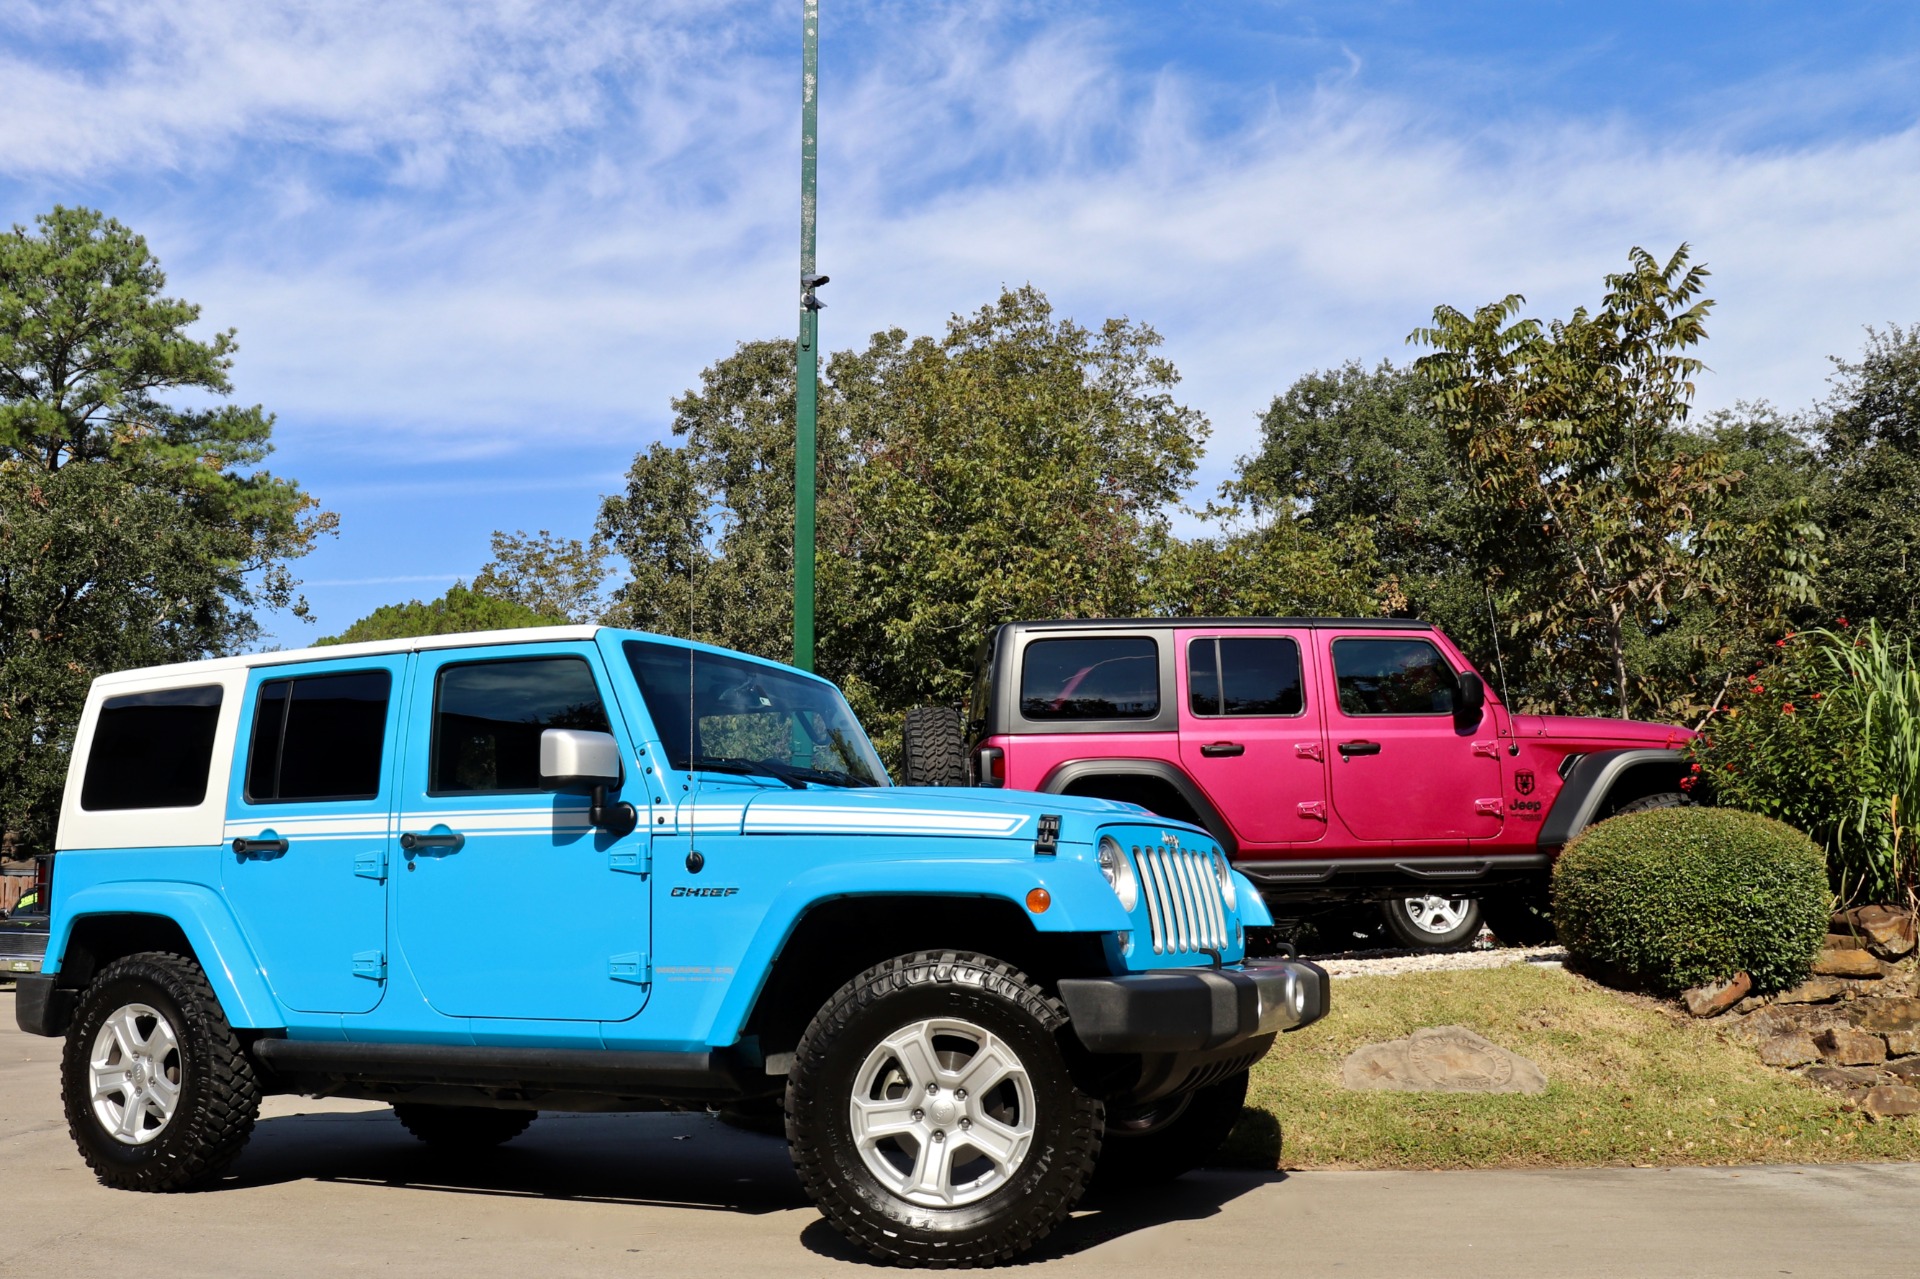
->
1226, 961, 1920, 1170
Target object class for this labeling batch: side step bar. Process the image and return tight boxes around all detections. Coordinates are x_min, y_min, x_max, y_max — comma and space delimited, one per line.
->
252, 1039, 750, 1101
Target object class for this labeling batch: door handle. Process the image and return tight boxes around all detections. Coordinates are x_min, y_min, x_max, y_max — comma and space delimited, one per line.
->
1199, 742, 1245, 758
399, 830, 465, 853
231, 835, 289, 857
1338, 740, 1382, 759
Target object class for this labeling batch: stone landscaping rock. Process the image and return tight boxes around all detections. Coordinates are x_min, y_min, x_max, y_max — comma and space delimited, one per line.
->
1812, 947, 1887, 978
1341, 1025, 1548, 1095
1682, 971, 1751, 1018
1730, 1003, 1846, 1044
1804, 1064, 1884, 1093
1815, 1025, 1889, 1065
1886, 1055, 1920, 1081
1822, 930, 1869, 951
1774, 977, 1849, 1005
1852, 996, 1920, 1035
1756, 1032, 1819, 1068
1832, 906, 1917, 960
1886, 1029, 1920, 1057
1861, 1084, 1920, 1118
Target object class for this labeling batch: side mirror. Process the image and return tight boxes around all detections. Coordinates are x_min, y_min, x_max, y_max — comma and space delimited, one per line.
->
1454, 672, 1486, 729
540, 729, 637, 837
540, 729, 623, 789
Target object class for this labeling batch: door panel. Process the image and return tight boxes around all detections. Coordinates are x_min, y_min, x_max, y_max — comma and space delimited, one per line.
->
1322, 634, 1503, 843
395, 644, 652, 1022
223, 657, 405, 1016
1177, 631, 1327, 847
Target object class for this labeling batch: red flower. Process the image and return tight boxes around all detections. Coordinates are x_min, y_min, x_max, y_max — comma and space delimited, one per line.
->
1782, 703, 1795, 714
1812, 692, 1824, 701
1752, 684, 1764, 694
1837, 617, 1850, 628
1775, 639, 1785, 647
1689, 762, 1702, 773
1679, 776, 1697, 792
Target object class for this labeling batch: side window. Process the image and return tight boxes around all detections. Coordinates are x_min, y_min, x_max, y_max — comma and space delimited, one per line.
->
1019, 637, 1159, 720
1331, 638, 1457, 716
431, 657, 610, 795
246, 671, 392, 804
81, 685, 224, 811
1188, 638, 1304, 716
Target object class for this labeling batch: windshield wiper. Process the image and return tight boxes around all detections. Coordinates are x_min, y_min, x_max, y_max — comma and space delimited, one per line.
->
780, 764, 879, 789
690, 756, 807, 789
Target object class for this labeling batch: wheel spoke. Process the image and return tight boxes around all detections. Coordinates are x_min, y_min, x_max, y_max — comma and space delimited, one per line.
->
850, 1096, 921, 1143
113, 1097, 145, 1140
958, 1115, 1022, 1169
106, 1009, 141, 1062
952, 1040, 1016, 1096
885, 1024, 945, 1092
92, 1075, 127, 1103
145, 1071, 181, 1114
903, 1134, 956, 1205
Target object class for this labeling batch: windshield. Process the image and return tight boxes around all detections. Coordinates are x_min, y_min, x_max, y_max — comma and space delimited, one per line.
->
624, 640, 889, 788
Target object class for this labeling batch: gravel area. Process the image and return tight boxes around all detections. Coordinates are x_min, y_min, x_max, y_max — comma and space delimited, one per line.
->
1306, 944, 1569, 979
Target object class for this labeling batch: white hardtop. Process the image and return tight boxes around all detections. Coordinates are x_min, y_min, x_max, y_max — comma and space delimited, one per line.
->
90, 625, 604, 691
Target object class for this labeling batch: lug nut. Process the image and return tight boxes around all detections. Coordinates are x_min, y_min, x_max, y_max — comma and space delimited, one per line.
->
927, 1082, 938, 1094
932, 1130, 945, 1142
960, 1118, 972, 1130
911, 1109, 924, 1121
955, 1089, 967, 1101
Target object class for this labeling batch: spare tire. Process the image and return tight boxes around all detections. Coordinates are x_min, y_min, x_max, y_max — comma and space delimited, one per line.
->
900, 705, 968, 787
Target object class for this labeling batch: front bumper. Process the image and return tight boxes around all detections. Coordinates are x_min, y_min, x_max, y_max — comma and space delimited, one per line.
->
1056, 957, 1329, 1055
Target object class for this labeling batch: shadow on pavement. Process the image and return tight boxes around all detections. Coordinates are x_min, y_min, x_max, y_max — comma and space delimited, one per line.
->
224, 1108, 808, 1214
227, 1104, 1289, 1258
800, 1171, 1288, 1265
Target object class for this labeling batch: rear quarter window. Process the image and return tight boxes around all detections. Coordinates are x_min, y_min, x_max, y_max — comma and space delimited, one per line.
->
81, 685, 224, 810
1019, 637, 1159, 720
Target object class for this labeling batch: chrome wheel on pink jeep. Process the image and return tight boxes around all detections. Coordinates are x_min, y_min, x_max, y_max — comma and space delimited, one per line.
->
1381, 894, 1483, 950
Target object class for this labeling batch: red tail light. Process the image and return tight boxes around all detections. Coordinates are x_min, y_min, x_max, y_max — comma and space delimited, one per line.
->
29, 854, 51, 913
974, 746, 1006, 788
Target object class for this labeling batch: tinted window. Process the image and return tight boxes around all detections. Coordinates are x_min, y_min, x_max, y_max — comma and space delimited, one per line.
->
431, 658, 610, 794
1331, 638, 1456, 716
1019, 637, 1159, 720
246, 671, 391, 803
81, 685, 223, 811
625, 641, 888, 785
1188, 638, 1303, 716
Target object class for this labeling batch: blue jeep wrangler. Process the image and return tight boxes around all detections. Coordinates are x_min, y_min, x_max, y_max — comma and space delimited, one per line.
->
16, 626, 1325, 1266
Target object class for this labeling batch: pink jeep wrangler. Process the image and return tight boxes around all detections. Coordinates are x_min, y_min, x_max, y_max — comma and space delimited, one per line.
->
940, 618, 1695, 950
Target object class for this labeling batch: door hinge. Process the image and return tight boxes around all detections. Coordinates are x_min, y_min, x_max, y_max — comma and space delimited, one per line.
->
609, 951, 651, 986
1294, 742, 1324, 762
609, 843, 651, 876
1474, 798, 1504, 817
351, 949, 387, 982
353, 846, 387, 881
1472, 740, 1500, 758
1297, 800, 1327, 820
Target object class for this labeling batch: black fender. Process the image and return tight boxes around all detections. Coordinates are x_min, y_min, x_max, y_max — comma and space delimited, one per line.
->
1538, 748, 1690, 849
1037, 759, 1237, 855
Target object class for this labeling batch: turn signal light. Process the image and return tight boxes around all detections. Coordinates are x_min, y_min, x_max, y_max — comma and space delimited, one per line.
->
1025, 887, 1051, 914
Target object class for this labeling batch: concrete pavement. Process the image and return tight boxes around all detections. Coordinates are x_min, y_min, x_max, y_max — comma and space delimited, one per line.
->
3, 987, 1914, 1278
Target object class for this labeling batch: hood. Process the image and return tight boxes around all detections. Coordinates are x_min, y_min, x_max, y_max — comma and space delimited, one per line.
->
679, 783, 1159, 842
1512, 713, 1695, 748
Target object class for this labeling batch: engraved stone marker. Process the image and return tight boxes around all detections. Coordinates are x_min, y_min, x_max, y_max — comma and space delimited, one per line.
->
1341, 1025, 1548, 1094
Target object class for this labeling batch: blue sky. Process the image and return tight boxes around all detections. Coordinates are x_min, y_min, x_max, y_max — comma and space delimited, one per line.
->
5, 1, 1920, 645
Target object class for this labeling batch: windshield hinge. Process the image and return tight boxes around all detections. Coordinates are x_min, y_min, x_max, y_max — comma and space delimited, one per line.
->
1034, 814, 1061, 856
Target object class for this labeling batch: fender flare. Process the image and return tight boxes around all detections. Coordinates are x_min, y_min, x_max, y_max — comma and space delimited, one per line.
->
705, 857, 1132, 1047
1037, 759, 1237, 855
1538, 748, 1690, 849
49, 882, 287, 1029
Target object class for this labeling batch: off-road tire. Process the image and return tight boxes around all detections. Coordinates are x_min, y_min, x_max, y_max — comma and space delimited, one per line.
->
392, 1104, 536, 1150
787, 950, 1103, 1268
901, 706, 968, 787
1481, 891, 1557, 947
1608, 791, 1691, 818
1380, 895, 1483, 951
1092, 1069, 1248, 1188
61, 951, 261, 1192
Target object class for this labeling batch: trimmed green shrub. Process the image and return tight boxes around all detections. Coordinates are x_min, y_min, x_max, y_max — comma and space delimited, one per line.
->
1552, 807, 1829, 995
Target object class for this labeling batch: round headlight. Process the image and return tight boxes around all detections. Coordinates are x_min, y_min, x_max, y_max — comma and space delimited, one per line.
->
1212, 850, 1238, 911
1097, 836, 1139, 912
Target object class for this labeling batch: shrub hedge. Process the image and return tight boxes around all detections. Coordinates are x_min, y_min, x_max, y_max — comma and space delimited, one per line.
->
1552, 807, 1829, 995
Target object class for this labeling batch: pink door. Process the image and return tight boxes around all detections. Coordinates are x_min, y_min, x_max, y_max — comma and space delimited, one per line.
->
1177, 630, 1328, 848
1322, 632, 1504, 843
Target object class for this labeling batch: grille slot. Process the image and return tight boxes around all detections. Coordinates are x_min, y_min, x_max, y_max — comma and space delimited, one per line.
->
1133, 842, 1229, 955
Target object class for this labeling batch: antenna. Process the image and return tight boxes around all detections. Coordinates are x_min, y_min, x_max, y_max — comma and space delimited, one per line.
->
1485, 586, 1520, 756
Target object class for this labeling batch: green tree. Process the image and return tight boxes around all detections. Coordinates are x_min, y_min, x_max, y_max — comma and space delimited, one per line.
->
598, 286, 1215, 753
317, 583, 562, 645
1815, 324, 1920, 633
1412, 245, 1818, 719
0, 207, 329, 853
472, 527, 610, 624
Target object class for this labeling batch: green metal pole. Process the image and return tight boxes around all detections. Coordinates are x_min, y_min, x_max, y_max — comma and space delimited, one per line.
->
793, 0, 820, 672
